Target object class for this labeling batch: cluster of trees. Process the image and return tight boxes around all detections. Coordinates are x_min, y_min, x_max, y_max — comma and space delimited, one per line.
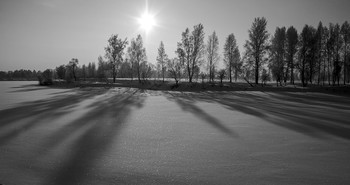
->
51, 34, 156, 83
4, 17, 349, 87
269, 21, 350, 86
154, 18, 350, 87
0, 69, 39, 81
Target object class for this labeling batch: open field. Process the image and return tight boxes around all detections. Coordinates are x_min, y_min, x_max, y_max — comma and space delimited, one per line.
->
1, 81, 350, 184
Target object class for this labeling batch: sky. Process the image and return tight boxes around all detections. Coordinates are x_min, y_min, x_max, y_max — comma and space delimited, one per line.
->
0, 0, 350, 71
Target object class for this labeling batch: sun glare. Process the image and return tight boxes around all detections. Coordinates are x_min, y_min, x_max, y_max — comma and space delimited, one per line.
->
138, 12, 156, 33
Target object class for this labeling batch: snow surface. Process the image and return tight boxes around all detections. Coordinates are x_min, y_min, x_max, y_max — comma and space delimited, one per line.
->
0, 82, 350, 184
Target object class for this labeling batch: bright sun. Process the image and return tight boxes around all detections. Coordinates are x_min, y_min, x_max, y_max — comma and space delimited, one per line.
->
138, 12, 156, 33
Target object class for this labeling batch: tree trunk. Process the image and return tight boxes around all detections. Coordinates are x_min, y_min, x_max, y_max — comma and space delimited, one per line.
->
344, 45, 347, 85
187, 61, 191, 83
255, 57, 259, 84
323, 57, 326, 86
290, 56, 294, 84
137, 62, 141, 83
328, 57, 331, 85
235, 66, 238, 82
73, 67, 77, 81
318, 58, 321, 85
113, 65, 116, 83
162, 65, 165, 83
301, 58, 305, 87
229, 63, 232, 83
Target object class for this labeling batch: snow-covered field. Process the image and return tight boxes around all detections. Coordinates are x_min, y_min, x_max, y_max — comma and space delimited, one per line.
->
1, 81, 350, 184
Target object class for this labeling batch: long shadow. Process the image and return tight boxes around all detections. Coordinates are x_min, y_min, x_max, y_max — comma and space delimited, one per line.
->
196, 91, 350, 140
0, 88, 111, 145
43, 89, 146, 185
165, 92, 238, 138
256, 91, 350, 111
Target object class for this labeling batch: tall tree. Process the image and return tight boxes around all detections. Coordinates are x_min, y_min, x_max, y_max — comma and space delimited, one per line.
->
244, 17, 269, 84
286, 26, 298, 84
270, 27, 286, 86
176, 23, 205, 83
325, 25, 334, 85
68, 58, 79, 81
333, 24, 342, 85
341, 21, 350, 85
128, 35, 147, 83
156, 41, 168, 82
299, 25, 316, 86
224, 33, 240, 82
316, 22, 324, 85
206, 31, 220, 82
105, 34, 128, 83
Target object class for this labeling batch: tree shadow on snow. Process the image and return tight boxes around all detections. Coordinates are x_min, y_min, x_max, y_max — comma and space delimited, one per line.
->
194, 91, 350, 140
43, 88, 146, 185
164, 91, 238, 138
0, 87, 147, 184
162, 90, 350, 140
0, 88, 111, 145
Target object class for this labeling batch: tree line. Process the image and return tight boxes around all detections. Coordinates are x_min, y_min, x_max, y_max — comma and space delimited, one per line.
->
2, 17, 349, 87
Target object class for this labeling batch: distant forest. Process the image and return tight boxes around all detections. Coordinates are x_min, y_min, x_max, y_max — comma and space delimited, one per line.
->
1, 17, 349, 87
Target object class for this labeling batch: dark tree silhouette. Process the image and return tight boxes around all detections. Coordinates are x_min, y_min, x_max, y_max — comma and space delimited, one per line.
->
68, 58, 79, 81
298, 25, 316, 87
286, 26, 298, 84
325, 25, 334, 85
244, 17, 269, 84
332, 24, 342, 85
224, 33, 240, 83
105, 34, 128, 83
270, 27, 286, 86
55, 65, 66, 80
218, 69, 226, 85
176, 23, 205, 83
341, 21, 350, 85
82, 64, 86, 81
315, 22, 325, 85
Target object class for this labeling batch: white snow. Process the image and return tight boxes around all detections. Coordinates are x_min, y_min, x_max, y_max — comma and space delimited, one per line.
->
0, 82, 350, 184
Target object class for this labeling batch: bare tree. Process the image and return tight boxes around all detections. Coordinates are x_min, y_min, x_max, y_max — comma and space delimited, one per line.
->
156, 41, 168, 82
315, 22, 325, 85
341, 21, 350, 85
224, 33, 240, 83
298, 25, 316, 87
128, 35, 147, 83
286, 26, 298, 84
325, 25, 333, 85
244, 17, 269, 84
333, 24, 342, 85
176, 23, 205, 83
167, 58, 183, 86
206, 31, 219, 82
105, 34, 128, 83
270, 27, 286, 86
